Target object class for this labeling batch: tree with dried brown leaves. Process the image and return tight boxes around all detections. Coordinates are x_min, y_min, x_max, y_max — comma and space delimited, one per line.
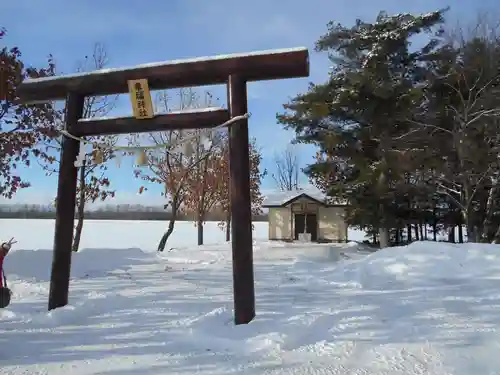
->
133, 88, 220, 251
183, 130, 226, 245
0, 27, 59, 199
216, 137, 265, 241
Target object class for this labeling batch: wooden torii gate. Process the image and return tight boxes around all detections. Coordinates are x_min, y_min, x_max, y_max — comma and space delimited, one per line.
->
17, 47, 309, 325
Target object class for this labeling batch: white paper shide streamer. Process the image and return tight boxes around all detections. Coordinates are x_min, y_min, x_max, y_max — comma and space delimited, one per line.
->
61, 112, 249, 168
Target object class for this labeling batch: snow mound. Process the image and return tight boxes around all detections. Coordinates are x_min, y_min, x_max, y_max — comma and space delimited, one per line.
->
3, 247, 155, 282
332, 241, 500, 290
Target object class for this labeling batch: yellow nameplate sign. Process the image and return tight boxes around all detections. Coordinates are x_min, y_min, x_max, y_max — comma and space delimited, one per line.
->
128, 79, 154, 119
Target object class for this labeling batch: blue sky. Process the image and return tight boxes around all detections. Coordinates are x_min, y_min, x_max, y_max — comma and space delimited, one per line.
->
1, 0, 497, 206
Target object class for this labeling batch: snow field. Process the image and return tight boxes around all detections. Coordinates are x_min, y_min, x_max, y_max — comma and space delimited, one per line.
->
0, 219, 499, 374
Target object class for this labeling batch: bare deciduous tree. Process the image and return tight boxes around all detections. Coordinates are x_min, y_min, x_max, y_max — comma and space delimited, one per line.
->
412, 15, 500, 242
272, 145, 301, 191
39, 43, 118, 252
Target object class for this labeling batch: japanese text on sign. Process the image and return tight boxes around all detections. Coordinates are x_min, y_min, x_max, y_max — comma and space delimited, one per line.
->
127, 79, 154, 119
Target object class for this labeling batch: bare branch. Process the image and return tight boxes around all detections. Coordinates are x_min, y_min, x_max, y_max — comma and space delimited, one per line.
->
272, 145, 301, 191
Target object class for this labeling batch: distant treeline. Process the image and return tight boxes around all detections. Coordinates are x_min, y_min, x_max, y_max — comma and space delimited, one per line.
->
0, 204, 269, 221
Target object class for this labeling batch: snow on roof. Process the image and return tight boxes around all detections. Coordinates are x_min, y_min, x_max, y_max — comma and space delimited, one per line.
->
262, 188, 348, 207
23, 47, 309, 84
262, 189, 325, 207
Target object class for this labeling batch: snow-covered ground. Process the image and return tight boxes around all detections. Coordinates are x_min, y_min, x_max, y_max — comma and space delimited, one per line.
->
1, 219, 499, 374
0, 219, 366, 250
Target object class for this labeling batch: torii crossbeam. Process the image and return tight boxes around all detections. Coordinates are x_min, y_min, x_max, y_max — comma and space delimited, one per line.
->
17, 47, 309, 325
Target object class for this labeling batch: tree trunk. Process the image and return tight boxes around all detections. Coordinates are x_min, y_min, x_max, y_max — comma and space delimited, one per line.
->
419, 222, 424, 241
481, 185, 497, 242
225, 213, 231, 241
377, 167, 389, 249
465, 225, 475, 242
461, 208, 475, 242
406, 195, 413, 243
158, 218, 176, 252
414, 224, 419, 241
458, 224, 464, 243
195, 148, 208, 247
157, 202, 179, 252
197, 218, 204, 246
379, 228, 389, 248
432, 209, 437, 241
491, 223, 500, 244
448, 226, 455, 243
456, 134, 474, 242
72, 210, 84, 253
72, 161, 86, 252
461, 176, 477, 243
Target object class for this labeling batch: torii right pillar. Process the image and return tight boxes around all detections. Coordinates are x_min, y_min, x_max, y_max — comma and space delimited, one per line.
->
227, 74, 255, 324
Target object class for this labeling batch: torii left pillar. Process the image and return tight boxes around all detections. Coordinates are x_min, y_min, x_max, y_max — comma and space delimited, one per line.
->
49, 93, 84, 310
